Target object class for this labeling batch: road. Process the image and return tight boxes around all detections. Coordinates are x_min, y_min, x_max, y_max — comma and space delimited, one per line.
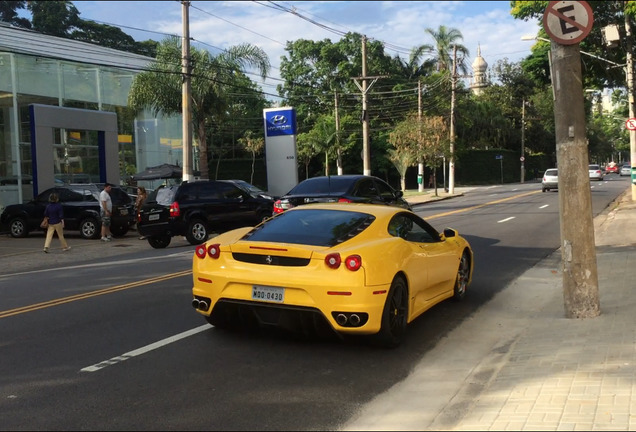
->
0, 177, 629, 430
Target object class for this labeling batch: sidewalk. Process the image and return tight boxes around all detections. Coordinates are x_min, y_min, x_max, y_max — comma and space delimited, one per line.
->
342, 189, 636, 431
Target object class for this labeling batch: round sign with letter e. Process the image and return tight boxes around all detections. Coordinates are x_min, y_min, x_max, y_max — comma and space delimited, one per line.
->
543, 1, 593, 45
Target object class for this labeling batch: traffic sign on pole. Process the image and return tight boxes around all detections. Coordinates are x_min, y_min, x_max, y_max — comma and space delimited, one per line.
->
543, 1, 593, 45
626, 118, 636, 131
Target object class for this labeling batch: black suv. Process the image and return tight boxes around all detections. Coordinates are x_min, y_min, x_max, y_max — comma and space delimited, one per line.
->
0, 184, 136, 239
137, 180, 274, 249
273, 175, 412, 214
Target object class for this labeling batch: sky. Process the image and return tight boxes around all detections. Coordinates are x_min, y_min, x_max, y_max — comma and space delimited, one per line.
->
68, 1, 543, 96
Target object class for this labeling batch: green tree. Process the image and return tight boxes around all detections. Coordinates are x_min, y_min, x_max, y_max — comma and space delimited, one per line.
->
71, 19, 157, 57
512, 1, 632, 89
0, 0, 31, 28
128, 36, 270, 180
28, 0, 80, 37
296, 132, 321, 179
237, 130, 264, 184
417, 25, 470, 74
387, 117, 418, 191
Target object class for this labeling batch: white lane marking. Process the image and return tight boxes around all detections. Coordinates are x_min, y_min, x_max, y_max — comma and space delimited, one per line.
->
81, 324, 212, 372
497, 217, 516, 223
540, 204, 549, 209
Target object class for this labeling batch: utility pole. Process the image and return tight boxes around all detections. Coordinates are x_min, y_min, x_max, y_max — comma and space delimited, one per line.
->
181, 0, 193, 182
361, 35, 369, 176
352, 35, 387, 176
334, 90, 343, 175
418, 80, 424, 192
521, 99, 526, 183
551, 40, 599, 319
448, 45, 457, 194
626, 12, 636, 200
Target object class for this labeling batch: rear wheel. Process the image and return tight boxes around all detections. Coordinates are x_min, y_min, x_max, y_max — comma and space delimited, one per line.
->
110, 224, 129, 237
9, 217, 28, 238
79, 217, 100, 239
147, 234, 171, 249
453, 251, 470, 301
375, 276, 408, 348
185, 219, 209, 245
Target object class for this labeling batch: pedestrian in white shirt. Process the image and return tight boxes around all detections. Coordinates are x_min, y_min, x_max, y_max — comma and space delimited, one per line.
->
100, 183, 113, 242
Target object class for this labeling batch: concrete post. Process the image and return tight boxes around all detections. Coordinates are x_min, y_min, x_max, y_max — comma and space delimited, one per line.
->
551, 41, 600, 318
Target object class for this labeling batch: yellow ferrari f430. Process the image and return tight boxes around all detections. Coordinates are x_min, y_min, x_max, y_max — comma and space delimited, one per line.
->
192, 203, 473, 347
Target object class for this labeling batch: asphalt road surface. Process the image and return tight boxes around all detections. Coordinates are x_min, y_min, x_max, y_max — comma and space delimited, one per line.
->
0, 177, 628, 430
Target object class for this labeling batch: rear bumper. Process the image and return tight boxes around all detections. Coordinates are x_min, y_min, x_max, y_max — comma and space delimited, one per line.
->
138, 220, 185, 237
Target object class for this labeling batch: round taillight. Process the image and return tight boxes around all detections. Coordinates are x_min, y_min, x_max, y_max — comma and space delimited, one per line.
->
344, 255, 362, 271
195, 245, 207, 259
207, 243, 221, 259
325, 253, 341, 269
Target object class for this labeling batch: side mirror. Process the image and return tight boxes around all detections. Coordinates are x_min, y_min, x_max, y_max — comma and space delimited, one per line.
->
396, 190, 404, 198
443, 228, 457, 238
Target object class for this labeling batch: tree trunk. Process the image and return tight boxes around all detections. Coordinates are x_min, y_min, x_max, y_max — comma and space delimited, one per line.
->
197, 121, 209, 180
250, 151, 256, 184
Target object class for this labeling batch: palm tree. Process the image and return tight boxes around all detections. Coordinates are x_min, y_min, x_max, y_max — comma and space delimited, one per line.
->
128, 36, 270, 179
411, 25, 470, 75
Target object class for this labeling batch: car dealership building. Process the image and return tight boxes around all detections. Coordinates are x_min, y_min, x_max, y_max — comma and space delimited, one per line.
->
0, 23, 182, 210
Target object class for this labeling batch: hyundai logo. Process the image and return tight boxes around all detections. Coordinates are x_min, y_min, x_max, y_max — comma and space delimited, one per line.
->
271, 115, 287, 125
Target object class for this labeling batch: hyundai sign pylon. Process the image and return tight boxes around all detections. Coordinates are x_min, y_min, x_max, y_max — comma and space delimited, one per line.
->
263, 107, 298, 197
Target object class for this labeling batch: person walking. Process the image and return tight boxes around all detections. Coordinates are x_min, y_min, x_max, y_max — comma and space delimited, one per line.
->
135, 186, 147, 240
43, 193, 71, 253
100, 182, 113, 242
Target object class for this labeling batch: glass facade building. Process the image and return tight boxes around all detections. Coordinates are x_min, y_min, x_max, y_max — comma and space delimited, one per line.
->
0, 23, 182, 210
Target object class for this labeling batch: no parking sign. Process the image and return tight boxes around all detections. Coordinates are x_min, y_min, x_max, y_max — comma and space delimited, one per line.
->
543, 1, 593, 45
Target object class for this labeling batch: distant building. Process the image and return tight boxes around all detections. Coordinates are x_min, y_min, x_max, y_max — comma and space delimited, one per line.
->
470, 44, 489, 96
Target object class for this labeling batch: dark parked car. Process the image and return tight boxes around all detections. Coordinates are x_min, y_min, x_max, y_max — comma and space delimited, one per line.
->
137, 180, 274, 249
221, 179, 277, 200
272, 175, 412, 214
0, 184, 135, 239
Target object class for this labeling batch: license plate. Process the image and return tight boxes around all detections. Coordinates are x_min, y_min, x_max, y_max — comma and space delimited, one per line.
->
120, 209, 128, 215
252, 285, 285, 303
148, 214, 160, 221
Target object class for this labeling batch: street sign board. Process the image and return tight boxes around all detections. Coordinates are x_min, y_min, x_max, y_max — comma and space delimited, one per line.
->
495, 155, 503, 160
626, 118, 636, 131
543, 1, 593, 45
520, 156, 525, 162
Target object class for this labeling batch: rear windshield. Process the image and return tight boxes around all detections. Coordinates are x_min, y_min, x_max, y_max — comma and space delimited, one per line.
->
589, 165, 600, 170
150, 186, 178, 206
288, 177, 353, 195
241, 208, 375, 247
545, 169, 558, 176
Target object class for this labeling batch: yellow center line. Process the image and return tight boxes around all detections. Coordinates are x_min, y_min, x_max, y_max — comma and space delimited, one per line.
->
426, 190, 541, 220
0, 270, 192, 319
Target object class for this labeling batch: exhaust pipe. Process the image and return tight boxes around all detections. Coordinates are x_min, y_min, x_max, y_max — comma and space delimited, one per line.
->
192, 299, 200, 309
349, 314, 361, 326
336, 313, 348, 326
198, 300, 209, 311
